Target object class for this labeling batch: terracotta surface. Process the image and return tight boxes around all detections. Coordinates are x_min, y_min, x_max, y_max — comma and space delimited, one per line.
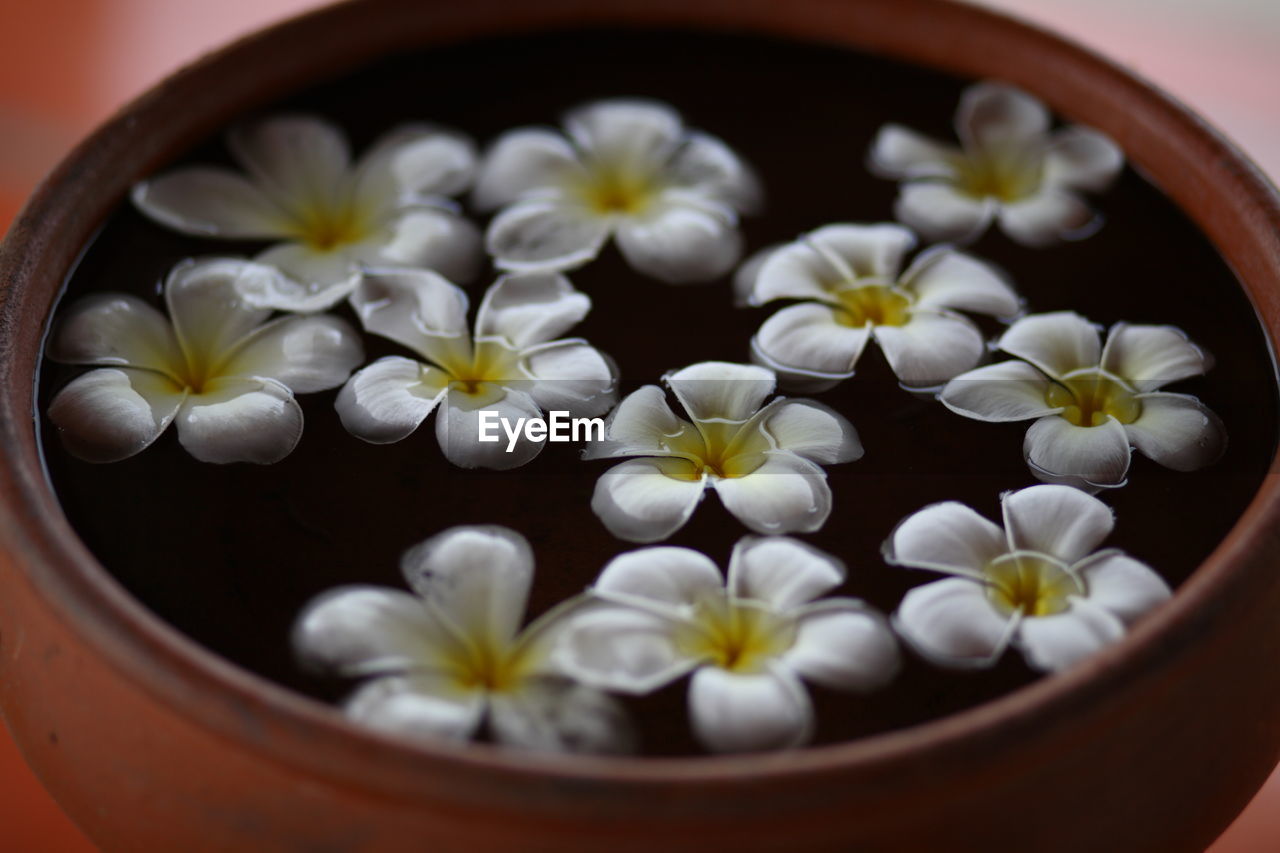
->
2, 0, 1280, 850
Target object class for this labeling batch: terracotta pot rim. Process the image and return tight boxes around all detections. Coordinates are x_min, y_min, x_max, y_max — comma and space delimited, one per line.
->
2, 0, 1279, 795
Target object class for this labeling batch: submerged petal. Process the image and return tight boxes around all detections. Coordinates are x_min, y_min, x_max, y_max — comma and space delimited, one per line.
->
472, 128, 584, 211
998, 311, 1101, 379
1024, 414, 1132, 488
786, 603, 900, 691
873, 310, 986, 387
335, 356, 448, 444
885, 501, 1008, 578
47, 368, 185, 463
591, 457, 707, 543
344, 673, 484, 744
728, 536, 844, 610
227, 114, 352, 211
174, 376, 303, 464
489, 679, 635, 754
1000, 485, 1114, 564
894, 578, 1011, 668
399, 525, 535, 648
688, 666, 813, 753
1125, 392, 1225, 471
474, 272, 590, 349
487, 196, 611, 273
1015, 598, 1126, 672
615, 199, 742, 283
131, 167, 291, 238
712, 453, 832, 535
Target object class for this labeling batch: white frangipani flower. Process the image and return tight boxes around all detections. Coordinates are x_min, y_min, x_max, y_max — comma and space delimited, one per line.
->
587, 362, 861, 543
868, 82, 1123, 246
336, 268, 617, 469
885, 485, 1171, 672
473, 98, 761, 283
738, 223, 1020, 389
133, 115, 482, 311
556, 536, 899, 753
47, 258, 362, 464
940, 311, 1225, 489
294, 526, 634, 754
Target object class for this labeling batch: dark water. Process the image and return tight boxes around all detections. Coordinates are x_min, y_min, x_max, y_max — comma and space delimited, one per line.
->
38, 30, 1278, 756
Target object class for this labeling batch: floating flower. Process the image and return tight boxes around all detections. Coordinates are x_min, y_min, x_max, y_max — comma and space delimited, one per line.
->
555, 536, 898, 753
335, 268, 616, 469
133, 115, 481, 311
294, 525, 634, 754
587, 362, 860, 542
885, 485, 1171, 672
473, 98, 761, 283
868, 82, 1123, 246
46, 259, 362, 464
738, 223, 1020, 389
940, 311, 1225, 488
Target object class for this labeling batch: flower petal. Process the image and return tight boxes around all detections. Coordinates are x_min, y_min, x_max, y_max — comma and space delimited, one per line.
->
867, 125, 961, 180
489, 679, 635, 754
1045, 126, 1124, 193
335, 356, 448, 444
893, 578, 1012, 668
486, 196, 610, 273
48, 293, 183, 373
472, 128, 584, 211
554, 605, 695, 694
615, 198, 742, 283
758, 399, 862, 464
786, 602, 900, 691
1015, 598, 1125, 672
435, 388, 545, 470
749, 241, 843, 305
131, 167, 292, 238
712, 453, 832, 535
596, 545, 723, 612
1100, 323, 1210, 392
806, 223, 917, 281
358, 207, 483, 285
894, 181, 995, 243
174, 377, 303, 464
47, 368, 185, 463
223, 314, 363, 393
900, 246, 1020, 318
1077, 553, 1171, 625
884, 501, 1008, 578
669, 131, 761, 212
164, 259, 276, 363
665, 361, 775, 424
344, 673, 484, 744
998, 189, 1095, 246
872, 310, 986, 387
752, 302, 869, 386
688, 665, 813, 753
998, 311, 1101, 379
956, 82, 1050, 153
1000, 484, 1114, 564
939, 360, 1058, 422
522, 341, 617, 418
292, 586, 463, 676
727, 536, 844, 609
591, 457, 707, 543
563, 98, 682, 163
399, 525, 535, 648
354, 124, 477, 205
1024, 414, 1132, 488
227, 114, 351, 212
1125, 392, 1226, 471
251, 242, 362, 310
349, 268, 470, 361
474, 272, 590, 348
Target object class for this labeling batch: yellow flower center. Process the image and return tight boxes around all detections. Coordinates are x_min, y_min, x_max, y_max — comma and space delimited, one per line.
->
660, 418, 771, 481
984, 553, 1081, 617
448, 638, 538, 693
676, 598, 796, 674
434, 339, 524, 405
574, 161, 659, 216
291, 198, 374, 252
954, 149, 1044, 203
833, 285, 911, 327
1045, 370, 1143, 427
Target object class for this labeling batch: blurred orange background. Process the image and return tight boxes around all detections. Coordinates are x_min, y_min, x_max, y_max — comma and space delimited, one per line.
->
1, 1, 1277, 849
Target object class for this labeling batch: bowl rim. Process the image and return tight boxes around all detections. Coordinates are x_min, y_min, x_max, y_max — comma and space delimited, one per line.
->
2, 0, 1279, 797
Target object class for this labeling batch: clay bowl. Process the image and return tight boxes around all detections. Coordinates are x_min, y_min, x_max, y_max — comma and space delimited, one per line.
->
3, 0, 1280, 850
